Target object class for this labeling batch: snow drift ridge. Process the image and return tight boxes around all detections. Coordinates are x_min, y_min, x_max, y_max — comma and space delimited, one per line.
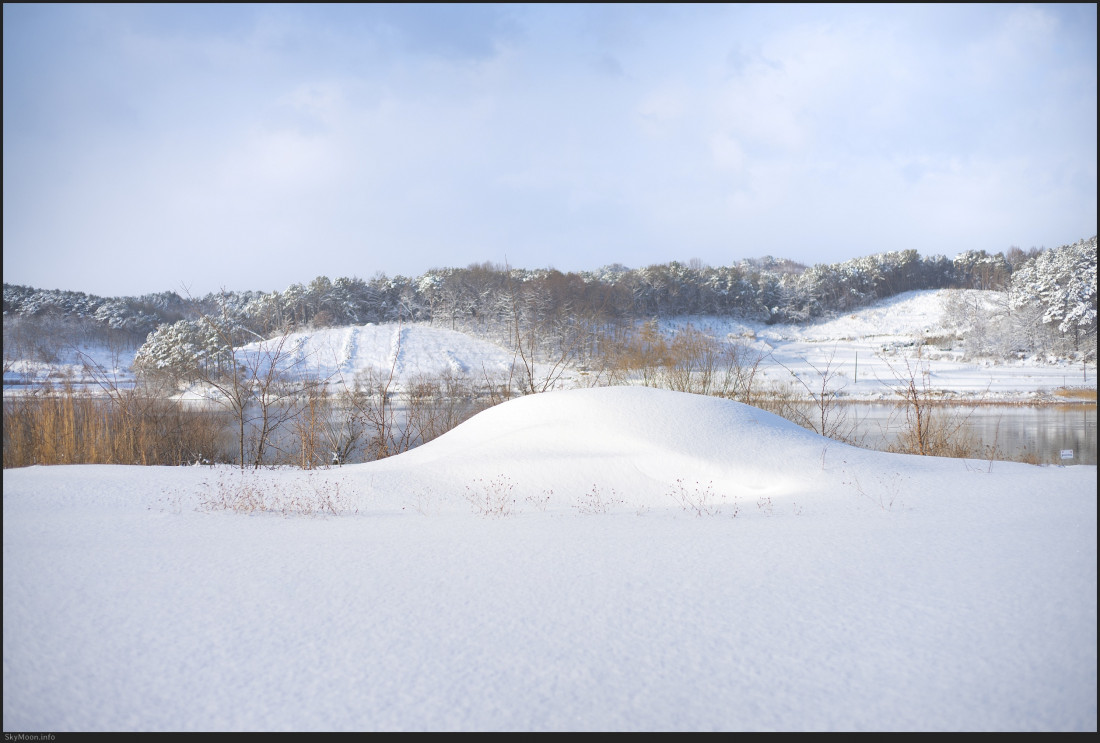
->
361, 386, 847, 504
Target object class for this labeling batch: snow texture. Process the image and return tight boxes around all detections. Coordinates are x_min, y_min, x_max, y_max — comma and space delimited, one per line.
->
4, 386, 1096, 732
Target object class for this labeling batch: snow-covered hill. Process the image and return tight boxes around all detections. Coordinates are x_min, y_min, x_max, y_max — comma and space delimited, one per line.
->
3, 289, 1094, 400
661, 290, 1094, 400
235, 322, 519, 389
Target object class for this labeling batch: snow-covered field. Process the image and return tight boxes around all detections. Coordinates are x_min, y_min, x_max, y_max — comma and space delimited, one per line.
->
4, 386, 1096, 731
663, 290, 1095, 401
4, 290, 1095, 400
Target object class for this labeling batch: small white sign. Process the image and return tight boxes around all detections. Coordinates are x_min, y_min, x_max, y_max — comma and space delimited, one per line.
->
1060, 449, 1074, 460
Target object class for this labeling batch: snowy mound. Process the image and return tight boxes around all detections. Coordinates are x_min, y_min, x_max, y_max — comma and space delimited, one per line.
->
4, 386, 1095, 731
362, 386, 857, 507
359, 385, 1087, 514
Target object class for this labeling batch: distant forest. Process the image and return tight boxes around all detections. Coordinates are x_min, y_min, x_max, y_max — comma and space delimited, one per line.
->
4, 238, 1097, 363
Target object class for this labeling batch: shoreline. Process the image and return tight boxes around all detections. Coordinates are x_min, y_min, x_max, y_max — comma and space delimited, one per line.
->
3, 382, 1095, 406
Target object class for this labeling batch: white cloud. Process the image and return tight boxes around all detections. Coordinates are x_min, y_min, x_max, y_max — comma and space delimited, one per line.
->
3, 4, 1095, 295
709, 134, 745, 172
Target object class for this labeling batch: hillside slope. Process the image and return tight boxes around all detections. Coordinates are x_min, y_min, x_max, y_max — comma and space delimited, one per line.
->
3, 289, 1094, 399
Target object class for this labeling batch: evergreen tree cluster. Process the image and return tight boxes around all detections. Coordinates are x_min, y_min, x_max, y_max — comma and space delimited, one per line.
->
2, 285, 187, 338
1007, 236, 1097, 354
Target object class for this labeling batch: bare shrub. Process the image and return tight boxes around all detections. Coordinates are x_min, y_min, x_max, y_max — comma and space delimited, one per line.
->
602, 320, 767, 401
405, 487, 441, 516
347, 359, 407, 461
667, 478, 734, 517
755, 495, 774, 516
772, 344, 856, 441
881, 348, 969, 457
480, 365, 518, 407
876, 348, 1022, 460
465, 475, 517, 517
526, 488, 553, 512
572, 483, 624, 514
291, 379, 332, 469
195, 469, 355, 516
405, 370, 489, 446
842, 471, 904, 511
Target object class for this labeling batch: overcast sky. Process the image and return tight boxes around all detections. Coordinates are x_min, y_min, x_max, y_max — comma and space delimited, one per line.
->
4, 3, 1096, 297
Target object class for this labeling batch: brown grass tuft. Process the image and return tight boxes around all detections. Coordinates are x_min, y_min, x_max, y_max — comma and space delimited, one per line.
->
1053, 387, 1097, 401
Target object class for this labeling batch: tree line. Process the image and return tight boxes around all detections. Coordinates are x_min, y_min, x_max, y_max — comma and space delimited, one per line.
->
4, 238, 1095, 368
0, 244, 1047, 331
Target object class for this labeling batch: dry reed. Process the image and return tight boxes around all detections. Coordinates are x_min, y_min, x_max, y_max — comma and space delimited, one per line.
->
3, 380, 228, 468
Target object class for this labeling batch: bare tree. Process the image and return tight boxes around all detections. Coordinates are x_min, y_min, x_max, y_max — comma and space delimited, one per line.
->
338, 329, 410, 461
185, 292, 308, 468
773, 344, 852, 440
242, 330, 305, 467
876, 346, 982, 457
